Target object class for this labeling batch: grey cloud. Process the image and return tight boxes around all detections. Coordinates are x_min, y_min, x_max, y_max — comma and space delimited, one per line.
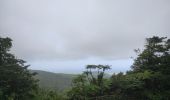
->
0, 0, 170, 61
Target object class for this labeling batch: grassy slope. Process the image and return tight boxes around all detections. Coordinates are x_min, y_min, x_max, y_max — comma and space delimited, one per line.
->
30, 70, 77, 91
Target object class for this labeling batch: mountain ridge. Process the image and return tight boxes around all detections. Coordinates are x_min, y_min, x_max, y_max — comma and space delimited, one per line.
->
29, 70, 76, 91
29, 69, 112, 91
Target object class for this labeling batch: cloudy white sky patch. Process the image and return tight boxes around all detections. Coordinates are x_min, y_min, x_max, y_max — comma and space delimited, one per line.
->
0, 0, 170, 73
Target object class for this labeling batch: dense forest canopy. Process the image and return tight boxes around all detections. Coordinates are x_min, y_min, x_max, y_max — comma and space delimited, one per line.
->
0, 36, 170, 100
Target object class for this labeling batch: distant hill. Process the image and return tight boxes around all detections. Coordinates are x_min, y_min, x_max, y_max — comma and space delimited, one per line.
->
30, 70, 77, 91
29, 70, 112, 91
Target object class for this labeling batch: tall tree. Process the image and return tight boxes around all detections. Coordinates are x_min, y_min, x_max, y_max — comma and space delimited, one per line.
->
0, 37, 38, 100
109, 36, 170, 100
67, 65, 111, 100
131, 36, 170, 72
130, 36, 170, 99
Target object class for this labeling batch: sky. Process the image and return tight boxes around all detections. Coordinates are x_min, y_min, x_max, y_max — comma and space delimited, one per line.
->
0, 0, 170, 74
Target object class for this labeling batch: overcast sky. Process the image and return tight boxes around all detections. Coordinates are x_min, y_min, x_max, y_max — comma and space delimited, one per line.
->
0, 0, 170, 74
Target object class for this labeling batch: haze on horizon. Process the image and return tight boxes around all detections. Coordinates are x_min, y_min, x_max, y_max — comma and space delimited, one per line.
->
0, 0, 170, 74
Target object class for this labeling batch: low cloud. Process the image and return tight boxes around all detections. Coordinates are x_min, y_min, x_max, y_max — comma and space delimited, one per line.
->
0, 0, 170, 61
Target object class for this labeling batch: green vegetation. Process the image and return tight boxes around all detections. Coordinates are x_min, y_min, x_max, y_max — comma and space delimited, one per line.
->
0, 36, 170, 100
30, 70, 76, 91
0, 37, 66, 100
33, 88, 66, 100
67, 65, 112, 100
0, 37, 38, 100
67, 36, 170, 100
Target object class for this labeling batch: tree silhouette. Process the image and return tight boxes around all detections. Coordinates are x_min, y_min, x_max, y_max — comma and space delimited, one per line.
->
0, 37, 38, 100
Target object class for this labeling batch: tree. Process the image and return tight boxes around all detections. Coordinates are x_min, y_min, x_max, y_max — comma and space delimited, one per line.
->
130, 36, 170, 99
84, 65, 110, 86
67, 65, 111, 100
0, 37, 38, 100
33, 88, 65, 100
109, 36, 170, 100
131, 36, 170, 72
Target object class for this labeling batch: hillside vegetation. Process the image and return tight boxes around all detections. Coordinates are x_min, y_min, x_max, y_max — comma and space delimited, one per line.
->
30, 70, 76, 91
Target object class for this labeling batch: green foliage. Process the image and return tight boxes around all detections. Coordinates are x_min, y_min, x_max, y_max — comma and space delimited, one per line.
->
132, 36, 170, 73
131, 36, 170, 99
30, 70, 76, 91
67, 36, 170, 100
0, 37, 38, 100
33, 88, 66, 100
67, 65, 111, 100
1, 35, 170, 100
109, 36, 170, 100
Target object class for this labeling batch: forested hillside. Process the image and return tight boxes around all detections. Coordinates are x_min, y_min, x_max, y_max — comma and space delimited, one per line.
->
30, 70, 111, 91
30, 70, 76, 91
